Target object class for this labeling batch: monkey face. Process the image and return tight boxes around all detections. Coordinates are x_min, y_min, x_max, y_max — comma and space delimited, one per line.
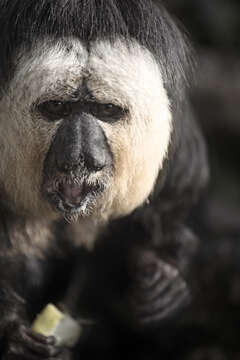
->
0, 38, 172, 221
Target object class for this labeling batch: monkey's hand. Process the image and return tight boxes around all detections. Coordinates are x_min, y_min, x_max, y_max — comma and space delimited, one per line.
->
2, 319, 71, 360
0, 276, 71, 360
127, 246, 190, 328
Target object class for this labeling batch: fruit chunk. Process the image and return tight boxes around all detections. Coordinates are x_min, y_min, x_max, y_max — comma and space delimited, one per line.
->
32, 304, 82, 347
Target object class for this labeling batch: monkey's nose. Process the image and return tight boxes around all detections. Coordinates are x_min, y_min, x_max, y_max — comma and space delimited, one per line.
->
48, 112, 112, 174
80, 113, 113, 172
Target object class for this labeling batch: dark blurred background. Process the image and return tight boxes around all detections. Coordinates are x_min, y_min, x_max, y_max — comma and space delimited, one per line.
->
166, 0, 240, 237
164, 1, 240, 359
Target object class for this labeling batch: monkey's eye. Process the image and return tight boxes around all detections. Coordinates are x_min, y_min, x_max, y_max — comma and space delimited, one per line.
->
88, 102, 127, 122
37, 101, 72, 120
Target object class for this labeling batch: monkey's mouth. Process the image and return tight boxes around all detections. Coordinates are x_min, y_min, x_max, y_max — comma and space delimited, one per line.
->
44, 179, 103, 214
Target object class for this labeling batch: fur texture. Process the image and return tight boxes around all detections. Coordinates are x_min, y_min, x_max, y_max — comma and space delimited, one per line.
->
0, 1, 208, 359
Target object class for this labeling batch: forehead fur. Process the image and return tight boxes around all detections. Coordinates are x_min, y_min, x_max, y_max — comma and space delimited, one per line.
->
10, 38, 168, 112
0, 0, 192, 104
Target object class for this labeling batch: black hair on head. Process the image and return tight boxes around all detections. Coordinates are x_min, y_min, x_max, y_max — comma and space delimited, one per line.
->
0, 0, 193, 103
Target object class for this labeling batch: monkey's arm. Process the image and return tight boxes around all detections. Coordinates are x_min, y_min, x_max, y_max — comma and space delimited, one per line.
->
0, 257, 68, 360
130, 108, 208, 327
86, 215, 197, 330
0, 218, 72, 360
123, 107, 208, 328
0, 281, 61, 360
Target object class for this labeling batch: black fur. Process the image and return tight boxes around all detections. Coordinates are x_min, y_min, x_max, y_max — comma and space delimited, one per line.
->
0, 0, 208, 359
0, 0, 192, 105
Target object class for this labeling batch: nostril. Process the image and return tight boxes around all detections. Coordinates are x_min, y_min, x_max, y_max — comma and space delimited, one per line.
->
57, 154, 107, 174
57, 159, 81, 174
84, 153, 107, 172
91, 162, 105, 172
94, 166, 105, 172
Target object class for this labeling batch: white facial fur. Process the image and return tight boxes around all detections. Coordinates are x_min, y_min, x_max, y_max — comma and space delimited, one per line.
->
0, 38, 172, 221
